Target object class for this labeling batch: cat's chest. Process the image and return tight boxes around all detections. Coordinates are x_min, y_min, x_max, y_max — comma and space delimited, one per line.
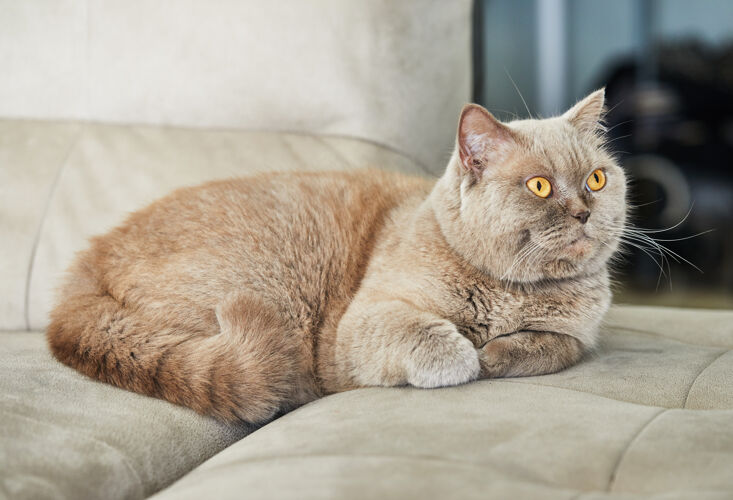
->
447, 282, 522, 345
447, 279, 596, 347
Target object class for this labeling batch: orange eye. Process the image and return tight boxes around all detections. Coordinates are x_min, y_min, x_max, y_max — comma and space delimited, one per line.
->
586, 169, 606, 191
526, 176, 552, 198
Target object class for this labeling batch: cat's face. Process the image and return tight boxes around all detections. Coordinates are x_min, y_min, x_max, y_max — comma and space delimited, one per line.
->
434, 89, 626, 282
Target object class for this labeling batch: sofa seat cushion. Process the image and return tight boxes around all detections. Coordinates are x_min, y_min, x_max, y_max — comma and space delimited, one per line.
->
0, 331, 253, 500
152, 305, 733, 500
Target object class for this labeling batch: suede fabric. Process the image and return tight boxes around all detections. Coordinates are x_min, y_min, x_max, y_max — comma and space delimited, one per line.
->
0, 331, 252, 500
150, 305, 733, 500
0, 121, 82, 330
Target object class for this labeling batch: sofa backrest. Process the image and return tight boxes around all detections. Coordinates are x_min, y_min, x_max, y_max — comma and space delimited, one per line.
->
0, 0, 472, 173
0, 123, 427, 332
1, 1, 471, 331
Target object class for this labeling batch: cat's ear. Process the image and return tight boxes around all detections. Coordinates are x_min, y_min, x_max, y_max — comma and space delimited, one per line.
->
563, 88, 606, 135
457, 104, 515, 178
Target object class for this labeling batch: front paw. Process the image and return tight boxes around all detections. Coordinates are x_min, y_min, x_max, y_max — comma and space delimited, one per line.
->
479, 335, 514, 378
405, 321, 480, 388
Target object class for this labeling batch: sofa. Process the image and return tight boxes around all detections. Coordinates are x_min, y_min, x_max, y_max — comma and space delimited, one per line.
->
2, 2, 732, 499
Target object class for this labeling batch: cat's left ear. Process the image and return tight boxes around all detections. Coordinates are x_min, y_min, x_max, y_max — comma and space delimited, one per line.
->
457, 104, 515, 179
563, 88, 606, 135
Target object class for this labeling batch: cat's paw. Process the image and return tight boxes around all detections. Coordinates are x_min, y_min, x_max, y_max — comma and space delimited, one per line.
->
478, 335, 513, 378
405, 321, 480, 388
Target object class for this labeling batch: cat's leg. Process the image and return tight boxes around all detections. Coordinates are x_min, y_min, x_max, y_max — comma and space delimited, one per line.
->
478, 331, 584, 378
335, 300, 480, 389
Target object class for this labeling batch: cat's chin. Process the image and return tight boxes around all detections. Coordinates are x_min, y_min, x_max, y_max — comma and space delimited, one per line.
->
564, 235, 594, 257
535, 245, 601, 281
543, 259, 583, 279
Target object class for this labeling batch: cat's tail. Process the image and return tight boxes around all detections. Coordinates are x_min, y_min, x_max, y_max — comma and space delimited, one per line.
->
47, 276, 301, 423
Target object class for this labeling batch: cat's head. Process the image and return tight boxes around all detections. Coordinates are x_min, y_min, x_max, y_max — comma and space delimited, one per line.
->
432, 89, 626, 283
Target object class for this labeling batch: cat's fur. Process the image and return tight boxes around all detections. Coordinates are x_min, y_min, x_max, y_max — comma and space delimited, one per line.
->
48, 90, 626, 423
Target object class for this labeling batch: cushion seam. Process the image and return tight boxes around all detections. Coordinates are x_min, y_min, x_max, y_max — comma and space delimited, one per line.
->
603, 325, 733, 349
313, 135, 355, 168
606, 408, 668, 492
23, 124, 85, 330
683, 349, 732, 409
494, 379, 667, 408
178, 452, 569, 489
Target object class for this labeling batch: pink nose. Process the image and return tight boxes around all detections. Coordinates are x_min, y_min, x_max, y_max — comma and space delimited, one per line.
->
572, 210, 590, 224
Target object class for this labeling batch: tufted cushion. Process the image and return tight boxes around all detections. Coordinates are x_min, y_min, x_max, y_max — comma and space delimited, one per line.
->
151, 305, 733, 500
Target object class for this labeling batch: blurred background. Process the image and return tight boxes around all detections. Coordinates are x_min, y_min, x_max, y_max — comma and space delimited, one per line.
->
475, 0, 733, 308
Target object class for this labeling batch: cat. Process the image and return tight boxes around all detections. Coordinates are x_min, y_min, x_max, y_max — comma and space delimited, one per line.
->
47, 89, 625, 423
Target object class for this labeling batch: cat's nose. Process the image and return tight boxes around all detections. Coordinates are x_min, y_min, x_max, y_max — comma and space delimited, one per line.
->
571, 210, 591, 224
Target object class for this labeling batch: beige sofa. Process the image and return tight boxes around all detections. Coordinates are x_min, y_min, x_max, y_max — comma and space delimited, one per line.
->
2, 2, 732, 499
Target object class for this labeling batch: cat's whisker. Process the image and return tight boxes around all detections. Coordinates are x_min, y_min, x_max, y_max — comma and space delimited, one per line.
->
614, 237, 669, 280
604, 119, 633, 134
504, 68, 533, 119
522, 243, 551, 292
501, 240, 539, 286
626, 204, 694, 234
602, 134, 632, 146
603, 99, 625, 117
619, 229, 702, 273
610, 236, 671, 290
645, 229, 715, 242
627, 198, 662, 209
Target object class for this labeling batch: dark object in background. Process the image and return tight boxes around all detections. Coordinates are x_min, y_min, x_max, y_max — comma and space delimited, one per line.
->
599, 40, 733, 293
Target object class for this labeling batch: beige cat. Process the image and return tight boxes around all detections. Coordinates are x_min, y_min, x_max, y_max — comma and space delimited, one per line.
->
48, 89, 625, 423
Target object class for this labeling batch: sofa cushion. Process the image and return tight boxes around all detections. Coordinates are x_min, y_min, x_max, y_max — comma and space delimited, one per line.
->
0, 119, 426, 331
0, 120, 82, 330
0, 330, 252, 500
151, 305, 733, 500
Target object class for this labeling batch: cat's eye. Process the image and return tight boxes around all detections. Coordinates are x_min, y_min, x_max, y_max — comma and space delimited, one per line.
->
586, 169, 606, 191
526, 176, 552, 198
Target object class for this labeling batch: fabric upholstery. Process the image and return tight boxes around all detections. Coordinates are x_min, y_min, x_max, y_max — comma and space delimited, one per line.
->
0, 0, 472, 173
0, 331, 252, 500
0, 119, 426, 499
1, 120, 732, 499
0, 119, 426, 331
0, 120, 81, 330
150, 305, 733, 500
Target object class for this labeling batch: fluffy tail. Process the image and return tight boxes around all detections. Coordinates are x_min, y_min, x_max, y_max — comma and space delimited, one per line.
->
47, 283, 300, 423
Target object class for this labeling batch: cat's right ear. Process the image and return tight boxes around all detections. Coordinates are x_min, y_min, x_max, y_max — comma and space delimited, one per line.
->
457, 104, 514, 179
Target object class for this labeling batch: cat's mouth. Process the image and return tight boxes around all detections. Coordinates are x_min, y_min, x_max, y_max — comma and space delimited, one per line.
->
564, 234, 593, 257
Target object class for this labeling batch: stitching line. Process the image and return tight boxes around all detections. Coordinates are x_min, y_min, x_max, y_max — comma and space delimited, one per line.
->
603, 324, 733, 349
495, 379, 666, 408
314, 135, 355, 168
606, 408, 667, 492
23, 125, 84, 330
683, 349, 731, 409
184, 451, 557, 488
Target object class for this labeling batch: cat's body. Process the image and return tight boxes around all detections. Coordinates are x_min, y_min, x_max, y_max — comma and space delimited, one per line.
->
48, 90, 624, 423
